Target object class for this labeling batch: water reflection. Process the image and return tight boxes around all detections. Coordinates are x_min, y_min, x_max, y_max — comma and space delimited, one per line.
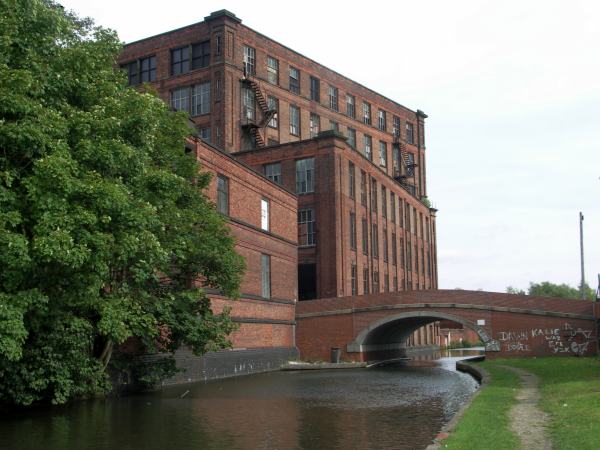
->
1, 353, 479, 450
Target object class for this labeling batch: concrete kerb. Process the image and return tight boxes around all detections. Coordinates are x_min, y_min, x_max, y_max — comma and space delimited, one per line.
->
425, 361, 490, 450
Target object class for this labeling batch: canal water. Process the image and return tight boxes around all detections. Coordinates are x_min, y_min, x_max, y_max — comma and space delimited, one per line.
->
1, 350, 481, 450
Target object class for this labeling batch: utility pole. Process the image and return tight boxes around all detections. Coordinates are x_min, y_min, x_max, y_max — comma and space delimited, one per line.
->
579, 212, 585, 299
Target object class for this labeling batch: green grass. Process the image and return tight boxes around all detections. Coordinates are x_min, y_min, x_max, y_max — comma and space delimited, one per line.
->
442, 357, 600, 450
495, 357, 600, 450
442, 362, 521, 450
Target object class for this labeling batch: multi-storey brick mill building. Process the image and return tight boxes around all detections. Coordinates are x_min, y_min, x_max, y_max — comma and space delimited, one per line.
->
119, 10, 440, 380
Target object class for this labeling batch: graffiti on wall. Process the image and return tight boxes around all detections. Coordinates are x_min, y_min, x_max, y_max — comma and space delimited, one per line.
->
497, 323, 593, 354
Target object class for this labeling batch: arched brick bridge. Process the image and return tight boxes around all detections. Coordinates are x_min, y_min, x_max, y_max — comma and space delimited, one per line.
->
295, 290, 599, 361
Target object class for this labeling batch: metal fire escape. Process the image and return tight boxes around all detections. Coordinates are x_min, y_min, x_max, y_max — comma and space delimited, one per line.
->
241, 72, 276, 148
392, 132, 418, 197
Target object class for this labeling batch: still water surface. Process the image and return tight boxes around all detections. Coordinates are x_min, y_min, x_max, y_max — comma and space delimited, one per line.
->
1, 352, 480, 450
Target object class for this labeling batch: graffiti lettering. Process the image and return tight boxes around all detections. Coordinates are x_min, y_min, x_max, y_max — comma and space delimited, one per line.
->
497, 323, 593, 354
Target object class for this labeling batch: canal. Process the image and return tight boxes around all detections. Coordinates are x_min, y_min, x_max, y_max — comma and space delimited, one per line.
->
1, 350, 481, 450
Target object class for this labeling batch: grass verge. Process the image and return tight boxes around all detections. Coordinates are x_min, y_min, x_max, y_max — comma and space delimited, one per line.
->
494, 357, 600, 450
441, 361, 520, 450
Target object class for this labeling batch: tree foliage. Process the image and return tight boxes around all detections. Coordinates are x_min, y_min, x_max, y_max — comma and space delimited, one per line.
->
506, 282, 595, 300
0, 0, 244, 406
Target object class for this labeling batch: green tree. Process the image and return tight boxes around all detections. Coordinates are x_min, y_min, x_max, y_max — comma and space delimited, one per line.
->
506, 282, 595, 299
0, 0, 244, 406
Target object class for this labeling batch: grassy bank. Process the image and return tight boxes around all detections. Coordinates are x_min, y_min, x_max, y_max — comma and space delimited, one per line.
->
442, 357, 600, 450
442, 362, 520, 450
499, 357, 600, 450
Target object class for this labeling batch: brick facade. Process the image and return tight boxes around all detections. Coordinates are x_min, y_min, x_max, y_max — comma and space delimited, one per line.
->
119, 9, 443, 365
193, 138, 297, 352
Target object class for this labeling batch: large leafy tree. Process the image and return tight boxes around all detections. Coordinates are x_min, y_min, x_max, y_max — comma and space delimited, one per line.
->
0, 0, 244, 406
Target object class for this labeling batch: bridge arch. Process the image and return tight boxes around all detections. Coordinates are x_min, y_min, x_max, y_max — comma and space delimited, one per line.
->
347, 311, 495, 354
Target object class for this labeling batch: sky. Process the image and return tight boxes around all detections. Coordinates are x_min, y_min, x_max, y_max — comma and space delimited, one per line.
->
59, 0, 600, 294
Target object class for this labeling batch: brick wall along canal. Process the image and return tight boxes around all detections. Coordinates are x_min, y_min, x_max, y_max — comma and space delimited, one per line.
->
1, 360, 479, 450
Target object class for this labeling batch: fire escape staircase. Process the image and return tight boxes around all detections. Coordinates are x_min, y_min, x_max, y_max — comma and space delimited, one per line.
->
392, 134, 418, 197
241, 77, 277, 148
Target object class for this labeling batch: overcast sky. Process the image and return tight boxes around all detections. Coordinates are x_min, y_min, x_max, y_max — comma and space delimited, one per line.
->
59, 0, 600, 294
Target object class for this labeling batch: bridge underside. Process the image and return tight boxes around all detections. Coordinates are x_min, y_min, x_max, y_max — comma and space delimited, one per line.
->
295, 290, 599, 362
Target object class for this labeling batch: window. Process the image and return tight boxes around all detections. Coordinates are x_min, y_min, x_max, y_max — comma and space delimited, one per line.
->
415, 243, 419, 272
217, 175, 229, 215
348, 162, 355, 199
393, 275, 398, 291
363, 267, 369, 294
364, 135, 372, 161
384, 273, 389, 292
393, 115, 401, 138
381, 187, 387, 218
372, 271, 380, 293
346, 94, 355, 118
191, 41, 210, 69
371, 179, 377, 213
261, 254, 271, 298
265, 163, 281, 184
328, 86, 338, 111
378, 109, 387, 131
330, 120, 339, 132
171, 46, 190, 75
310, 113, 320, 138
267, 96, 278, 128
371, 223, 379, 258
400, 237, 405, 267
360, 171, 367, 205
216, 127, 222, 146
215, 35, 222, 56
347, 128, 356, 148
379, 141, 387, 167
289, 67, 300, 94
349, 212, 357, 250
140, 56, 157, 83
171, 82, 211, 115
192, 81, 211, 115
289, 105, 300, 136
406, 122, 414, 144
399, 199, 404, 228
298, 209, 316, 245
267, 56, 279, 84
242, 87, 255, 120
362, 101, 371, 125
261, 198, 270, 231
383, 228, 388, 262
392, 143, 400, 175
215, 72, 222, 100
243, 46, 256, 75
392, 232, 397, 265
361, 218, 368, 255
296, 158, 315, 194
171, 87, 190, 113
122, 61, 138, 85
351, 265, 358, 296
420, 123, 425, 146
199, 127, 210, 141
390, 193, 396, 223
310, 76, 320, 101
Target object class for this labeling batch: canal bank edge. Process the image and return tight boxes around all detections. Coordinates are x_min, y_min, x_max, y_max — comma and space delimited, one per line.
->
425, 361, 490, 450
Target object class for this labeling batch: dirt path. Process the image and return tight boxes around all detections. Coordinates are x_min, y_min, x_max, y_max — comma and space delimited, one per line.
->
500, 365, 552, 450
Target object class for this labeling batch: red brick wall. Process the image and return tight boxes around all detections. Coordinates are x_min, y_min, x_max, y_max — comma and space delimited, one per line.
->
194, 139, 297, 349
234, 133, 438, 299
296, 290, 598, 361
118, 11, 429, 197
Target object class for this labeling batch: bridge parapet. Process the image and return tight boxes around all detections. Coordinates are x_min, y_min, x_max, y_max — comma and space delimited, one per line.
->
295, 290, 597, 361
